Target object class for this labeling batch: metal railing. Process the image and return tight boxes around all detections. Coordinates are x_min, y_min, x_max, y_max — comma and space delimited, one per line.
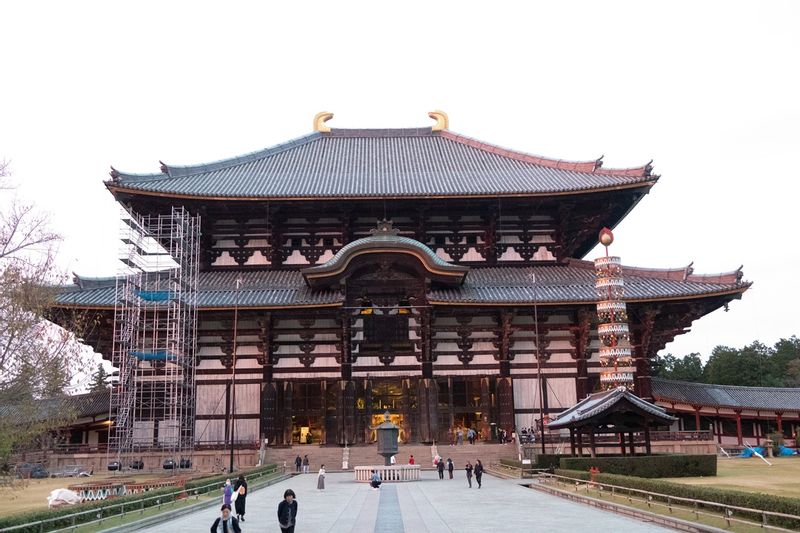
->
0, 465, 283, 533
537, 472, 800, 533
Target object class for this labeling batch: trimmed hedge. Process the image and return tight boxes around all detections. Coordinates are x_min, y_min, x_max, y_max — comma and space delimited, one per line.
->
559, 454, 716, 478
554, 468, 800, 530
0, 464, 278, 532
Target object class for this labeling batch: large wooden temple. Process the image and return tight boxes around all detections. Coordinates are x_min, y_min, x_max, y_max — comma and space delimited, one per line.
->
53, 111, 750, 450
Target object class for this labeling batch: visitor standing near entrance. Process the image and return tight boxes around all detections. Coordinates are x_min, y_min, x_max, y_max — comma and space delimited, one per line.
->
465, 461, 473, 488
211, 503, 241, 533
456, 426, 463, 445
233, 474, 247, 522
474, 460, 484, 488
408, 455, 415, 465
447, 458, 454, 479
468, 428, 476, 445
437, 457, 445, 479
222, 479, 233, 506
277, 489, 298, 533
294, 455, 302, 473
302, 455, 309, 474
317, 464, 326, 490
390, 454, 396, 465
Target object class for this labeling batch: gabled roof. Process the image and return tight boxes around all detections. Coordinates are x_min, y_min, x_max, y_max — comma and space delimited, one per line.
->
548, 387, 676, 429
56, 260, 748, 310
0, 390, 110, 426
301, 223, 469, 288
652, 378, 800, 411
106, 126, 657, 200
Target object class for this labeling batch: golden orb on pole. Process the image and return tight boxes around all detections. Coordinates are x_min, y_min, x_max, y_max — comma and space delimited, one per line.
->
599, 227, 614, 247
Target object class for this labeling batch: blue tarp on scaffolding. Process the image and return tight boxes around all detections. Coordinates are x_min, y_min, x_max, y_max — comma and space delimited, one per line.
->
129, 350, 176, 361
136, 290, 171, 302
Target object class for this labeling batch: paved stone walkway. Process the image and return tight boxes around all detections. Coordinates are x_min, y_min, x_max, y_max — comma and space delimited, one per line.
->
141, 470, 672, 532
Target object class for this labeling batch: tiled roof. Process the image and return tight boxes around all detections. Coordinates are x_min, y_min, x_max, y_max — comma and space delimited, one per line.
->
652, 378, 800, 411
0, 390, 110, 426
56, 261, 748, 310
548, 387, 676, 429
428, 261, 749, 304
106, 127, 657, 200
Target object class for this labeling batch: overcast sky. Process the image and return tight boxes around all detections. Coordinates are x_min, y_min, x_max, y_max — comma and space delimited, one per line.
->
1, 1, 798, 363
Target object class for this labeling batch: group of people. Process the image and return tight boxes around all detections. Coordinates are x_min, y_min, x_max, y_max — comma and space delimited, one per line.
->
213, 475, 248, 532
449, 426, 478, 445
293, 454, 310, 474
434, 456, 484, 487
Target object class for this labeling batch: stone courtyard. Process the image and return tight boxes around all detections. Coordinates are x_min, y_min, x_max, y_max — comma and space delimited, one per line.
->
141, 471, 672, 532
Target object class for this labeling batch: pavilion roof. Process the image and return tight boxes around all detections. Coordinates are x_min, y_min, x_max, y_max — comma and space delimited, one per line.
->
56, 261, 749, 310
547, 387, 676, 429
0, 390, 110, 426
652, 378, 800, 411
105, 126, 657, 201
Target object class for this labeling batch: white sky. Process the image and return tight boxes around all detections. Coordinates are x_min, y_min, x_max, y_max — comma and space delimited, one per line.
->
1, 1, 798, 361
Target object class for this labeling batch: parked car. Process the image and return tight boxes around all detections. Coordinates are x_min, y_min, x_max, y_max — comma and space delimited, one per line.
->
15, 463, 49, 479
129, 460, 144, 470
107, 461, 121, 471
162, 458, 176, 470
52, 465, 91, 478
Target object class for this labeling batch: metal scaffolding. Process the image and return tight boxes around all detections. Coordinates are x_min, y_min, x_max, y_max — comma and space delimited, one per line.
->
109, 206, 200, 468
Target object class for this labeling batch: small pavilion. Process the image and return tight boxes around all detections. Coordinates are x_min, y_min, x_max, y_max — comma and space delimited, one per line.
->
548, 387, 677, 457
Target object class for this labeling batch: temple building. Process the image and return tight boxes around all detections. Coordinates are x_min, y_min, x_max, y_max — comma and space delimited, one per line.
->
51, 111, 750, 455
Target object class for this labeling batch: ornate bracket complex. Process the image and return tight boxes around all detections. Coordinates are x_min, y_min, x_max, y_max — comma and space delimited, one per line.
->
594, 228, 634, 390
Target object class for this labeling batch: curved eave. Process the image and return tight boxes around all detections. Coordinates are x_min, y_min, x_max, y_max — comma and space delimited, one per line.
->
105, 178, 658, 203
427, 284, 750, 307
302, 246, 468, 288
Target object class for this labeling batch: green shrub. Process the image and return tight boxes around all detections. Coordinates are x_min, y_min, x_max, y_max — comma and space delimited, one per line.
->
554, 468, 800, 530
559, 454, 716, 478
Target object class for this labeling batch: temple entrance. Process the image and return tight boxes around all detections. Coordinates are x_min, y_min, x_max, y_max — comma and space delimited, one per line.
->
369, 380, 408, 443
370, 413, 404, 443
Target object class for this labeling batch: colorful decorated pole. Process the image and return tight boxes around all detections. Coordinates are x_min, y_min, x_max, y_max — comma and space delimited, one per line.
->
594, 228, 634, 389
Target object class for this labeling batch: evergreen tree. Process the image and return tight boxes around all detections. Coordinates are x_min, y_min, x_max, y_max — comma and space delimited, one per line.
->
89, 363, 110, 393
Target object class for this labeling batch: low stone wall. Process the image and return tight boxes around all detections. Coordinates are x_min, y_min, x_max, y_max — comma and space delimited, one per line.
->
354, 465, 421, 482
47, 449, 260, 474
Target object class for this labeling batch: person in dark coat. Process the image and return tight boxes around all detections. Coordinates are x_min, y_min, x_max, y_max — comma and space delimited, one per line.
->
474, 460, 484, 488
277, 489, 298, 533
211, 503, 241, 533
447, 458, 454, 479
294, 455, 302, 473
465, 461, 473, 488
233, 474, 248, 521
437, 458, 445, 479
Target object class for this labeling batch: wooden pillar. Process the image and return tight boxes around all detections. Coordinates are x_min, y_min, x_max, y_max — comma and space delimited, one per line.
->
340, 312, 353, 381
735, 411, 743, 446
417, 378, 438, 444
628, 432, 635, 455
498, 312, 512, 377
694, 407, 702, 432
224, 380, 231, 447
574, 309, 591, 400
755, 418, 761, 446
619, 433, 626, 455
644, 426, 652, 455
282, 381, 294, 446
497, 377, 515, 439
420, 309, 434, 379
569, 428, 576, 456
589, 431, 596, 458
776, 412, 783, 433
576, 429, 583, 457
479, 377, 491, 441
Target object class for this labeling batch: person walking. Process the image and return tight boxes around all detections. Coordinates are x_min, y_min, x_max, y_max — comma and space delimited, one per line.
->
317, 464, 326, 490
370, 470, 382, 490
233, 474, 247, 522
437, 457, 445, 479
474, 460, 484, 488
294, 455, 302, 473
447, 458, 454, 479
277, 489, 298, 533
465, 461, 473, 488
211, 503, 241, 533
408, 455, 415, 465
221, 479, 233, 506
468, 428, 476, 445
302, 455, 310, 474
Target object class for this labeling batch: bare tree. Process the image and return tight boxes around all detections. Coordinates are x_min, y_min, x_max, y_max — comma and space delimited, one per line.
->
0, 159, 91, 469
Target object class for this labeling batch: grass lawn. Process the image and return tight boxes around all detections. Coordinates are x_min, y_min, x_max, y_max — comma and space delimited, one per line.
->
0, 473, 186, 518
665, 456, 800, 499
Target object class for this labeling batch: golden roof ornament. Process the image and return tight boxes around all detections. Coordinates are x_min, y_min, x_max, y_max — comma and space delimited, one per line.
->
428, 110, 449, 131
313, 111, 334, 133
